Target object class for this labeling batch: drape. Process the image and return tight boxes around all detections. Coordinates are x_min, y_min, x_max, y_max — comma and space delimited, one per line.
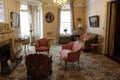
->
107, 2, 115, 56
56, 7, 61, 44
70, 0, 75, 34
30, 4, 42, 41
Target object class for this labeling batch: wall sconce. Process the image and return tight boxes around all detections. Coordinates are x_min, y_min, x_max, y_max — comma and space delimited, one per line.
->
77, 18, 83, 29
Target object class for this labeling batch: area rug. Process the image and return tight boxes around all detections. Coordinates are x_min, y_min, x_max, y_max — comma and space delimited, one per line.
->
0, 45, 120, 80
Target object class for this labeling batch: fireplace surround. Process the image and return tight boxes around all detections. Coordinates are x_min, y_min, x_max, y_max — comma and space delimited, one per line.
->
0, 39, 22, 75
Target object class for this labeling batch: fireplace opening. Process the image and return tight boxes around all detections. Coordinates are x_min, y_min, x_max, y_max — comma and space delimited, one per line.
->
0, 41, 11, 75
0, 40, 22, 75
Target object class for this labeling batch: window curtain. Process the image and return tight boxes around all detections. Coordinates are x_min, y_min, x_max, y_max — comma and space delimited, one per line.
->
107, 2, 115, 56
30, 4, 42, 41
56, 7, 61, 44
70, 0, 75, 34
0, 0, 5, 22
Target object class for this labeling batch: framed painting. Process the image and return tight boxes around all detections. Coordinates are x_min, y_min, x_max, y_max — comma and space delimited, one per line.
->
10, 12, 20, 28
89, 15, 99, 27
45, 12, 54, 23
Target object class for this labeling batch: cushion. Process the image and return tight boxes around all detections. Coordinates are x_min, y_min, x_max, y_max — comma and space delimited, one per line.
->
39, 39, 49, 46
60, 49, 72, 59
72, 41, 82, 51
36, 47, 49, 51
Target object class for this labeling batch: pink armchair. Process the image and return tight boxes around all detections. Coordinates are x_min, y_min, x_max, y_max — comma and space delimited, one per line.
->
35, 38, 50, 55
60, 41, 83, 69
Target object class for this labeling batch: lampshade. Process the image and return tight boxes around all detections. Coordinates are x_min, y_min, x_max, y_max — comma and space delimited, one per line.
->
78, 23, 83, 29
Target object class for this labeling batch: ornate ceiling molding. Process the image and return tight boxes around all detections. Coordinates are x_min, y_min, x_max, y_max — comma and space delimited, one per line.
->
16, 0, 41, 6
38, 0, 95, 7
17, 0, 96, 7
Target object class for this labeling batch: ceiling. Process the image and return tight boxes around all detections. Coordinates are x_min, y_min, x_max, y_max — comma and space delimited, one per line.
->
16, 0, 96, 6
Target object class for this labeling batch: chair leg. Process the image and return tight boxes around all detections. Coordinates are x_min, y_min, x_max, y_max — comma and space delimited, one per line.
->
48, 51, 49, 55
78, 60, 79, 67
92, 46, 94, 53
27, 44, 29, 51
65, 61, 67, 70
60, 56, 62, 61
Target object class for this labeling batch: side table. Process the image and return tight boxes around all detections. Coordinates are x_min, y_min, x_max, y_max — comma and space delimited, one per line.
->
91, 43, 100, 53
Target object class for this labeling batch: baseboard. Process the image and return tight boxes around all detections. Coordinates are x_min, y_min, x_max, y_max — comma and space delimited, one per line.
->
83, 49, 92, 52
105, 55, 120, 64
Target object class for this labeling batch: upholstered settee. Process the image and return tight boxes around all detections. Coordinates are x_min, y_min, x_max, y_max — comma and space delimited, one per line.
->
84, 33, 98, 52
60, 41, 83, 69
25, 54, 52, 80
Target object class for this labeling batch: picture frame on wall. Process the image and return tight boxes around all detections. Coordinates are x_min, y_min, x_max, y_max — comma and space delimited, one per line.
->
45, 12, 54, 23
10, 12, 20, 28
89, 15, 99, 27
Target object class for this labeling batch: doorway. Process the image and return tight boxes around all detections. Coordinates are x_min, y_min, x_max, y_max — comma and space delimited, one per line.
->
107, 0, 120, 62
114, 1, 120, 57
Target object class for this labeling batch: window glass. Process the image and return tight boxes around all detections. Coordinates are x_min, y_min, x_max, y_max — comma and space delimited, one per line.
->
20, 11, 30, 36
20, 4, 28, 10
0, 0, 5, 22
60, 10, 71, 35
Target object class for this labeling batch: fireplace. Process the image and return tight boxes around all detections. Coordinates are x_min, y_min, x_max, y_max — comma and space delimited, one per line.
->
0, 40, 11, 75
0, 39, 22, 75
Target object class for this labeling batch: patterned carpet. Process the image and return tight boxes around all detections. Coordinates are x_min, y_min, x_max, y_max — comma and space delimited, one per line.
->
0, 45, 120, 80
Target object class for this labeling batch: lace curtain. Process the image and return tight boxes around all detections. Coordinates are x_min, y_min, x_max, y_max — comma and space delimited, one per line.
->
29, 4, 42, 42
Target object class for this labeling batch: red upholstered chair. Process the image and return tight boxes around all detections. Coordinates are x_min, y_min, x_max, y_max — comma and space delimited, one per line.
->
35, 38, 50, 55
25, 54, 52, 80
60, 41, 83, 69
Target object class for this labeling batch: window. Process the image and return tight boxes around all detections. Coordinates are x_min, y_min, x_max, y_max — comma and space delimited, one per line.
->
0, 0, 5, 22
20, 4, 30, 36
20, 4, 28, 11
60, 4, 72, 35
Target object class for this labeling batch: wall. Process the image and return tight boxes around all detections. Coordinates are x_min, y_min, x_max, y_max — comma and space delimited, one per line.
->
74, 6, 86, 34
85, 0, 109, 53
42, 5, 86, 43
42, 6, 58, 42
5, 0, 20, 57
7, 0, 20, 37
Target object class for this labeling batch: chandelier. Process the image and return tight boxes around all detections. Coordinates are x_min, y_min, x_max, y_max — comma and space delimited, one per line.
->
53, 0, 68, 6
33, 0, 95, 7
52, 0, 93, 7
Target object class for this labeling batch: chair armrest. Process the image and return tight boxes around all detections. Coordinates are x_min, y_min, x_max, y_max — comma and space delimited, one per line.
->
48, 41, 51, 47
62, 42, 73, 50
35, 41, 39, 47
66, 50, 82, 61
68, 47, 83, 56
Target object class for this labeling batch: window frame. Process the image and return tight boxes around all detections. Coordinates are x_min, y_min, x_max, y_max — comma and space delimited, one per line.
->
60, 9, 72, 35
0, 0, 6, 22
